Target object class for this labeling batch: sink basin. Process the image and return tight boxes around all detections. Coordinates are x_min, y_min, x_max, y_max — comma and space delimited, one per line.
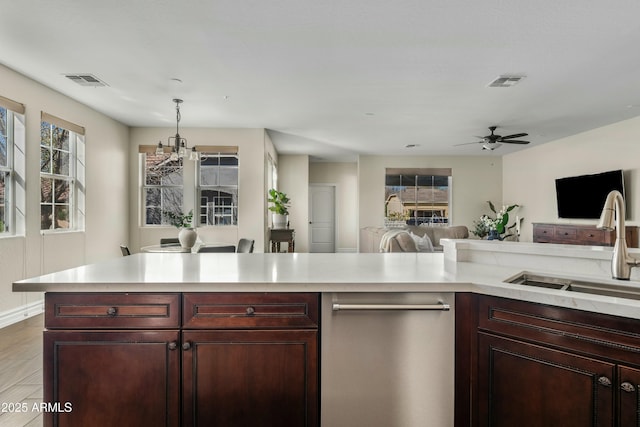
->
505, 271, 640, 301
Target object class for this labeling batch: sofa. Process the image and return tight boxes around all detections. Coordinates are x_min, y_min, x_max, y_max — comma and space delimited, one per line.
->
360, 225, 469, 252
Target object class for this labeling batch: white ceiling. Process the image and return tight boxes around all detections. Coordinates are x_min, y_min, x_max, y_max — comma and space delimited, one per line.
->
2, 0, 640, 161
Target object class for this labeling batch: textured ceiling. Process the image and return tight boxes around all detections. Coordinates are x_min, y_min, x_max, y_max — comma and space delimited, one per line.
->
1, 0, 640, 161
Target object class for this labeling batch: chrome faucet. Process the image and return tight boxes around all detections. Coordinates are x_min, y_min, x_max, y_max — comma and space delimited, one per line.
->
597, 190, 640, 280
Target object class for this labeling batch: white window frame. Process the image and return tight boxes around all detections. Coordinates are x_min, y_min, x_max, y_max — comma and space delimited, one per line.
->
197, 151, 239, 226
0, 106, 14, 234
140, 151, 184, 226
40, 116, 85, 232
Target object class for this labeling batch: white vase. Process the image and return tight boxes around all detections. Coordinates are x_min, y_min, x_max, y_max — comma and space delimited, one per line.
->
272, 213, 289, 230
178, 227, 197, 249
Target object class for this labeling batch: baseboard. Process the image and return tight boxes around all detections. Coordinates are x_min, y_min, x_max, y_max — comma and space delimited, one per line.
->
0, 300, 44, 329
336, 247, 357, 253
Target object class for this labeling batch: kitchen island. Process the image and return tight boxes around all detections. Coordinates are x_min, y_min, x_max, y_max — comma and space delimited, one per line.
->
13, 242, 640, 427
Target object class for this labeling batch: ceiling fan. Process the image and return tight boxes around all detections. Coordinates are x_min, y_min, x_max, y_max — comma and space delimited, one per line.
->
456, 126, 530, 151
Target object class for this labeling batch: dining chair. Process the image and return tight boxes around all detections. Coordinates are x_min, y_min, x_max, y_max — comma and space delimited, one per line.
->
197, 245, 236, 253
120, 245, 131, 256
237, 238, 255, 253
160, 238, 180, 246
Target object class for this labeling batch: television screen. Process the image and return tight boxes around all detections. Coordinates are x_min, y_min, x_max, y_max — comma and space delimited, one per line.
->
555, 169, 625, 219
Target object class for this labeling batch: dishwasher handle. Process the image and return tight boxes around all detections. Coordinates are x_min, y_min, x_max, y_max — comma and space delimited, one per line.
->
332, 302, 450, 311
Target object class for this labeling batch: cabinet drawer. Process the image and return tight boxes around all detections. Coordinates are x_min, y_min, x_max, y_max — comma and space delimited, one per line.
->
183, 293, 319, 329
45, 293, 180, 329
554, 226, 577, 241
477, 295, 640, 363
576, 228, 605, 244
533, 224, 554, 242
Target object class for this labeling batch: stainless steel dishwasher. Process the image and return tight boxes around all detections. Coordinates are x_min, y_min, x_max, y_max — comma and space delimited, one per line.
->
321, 292, 455, 427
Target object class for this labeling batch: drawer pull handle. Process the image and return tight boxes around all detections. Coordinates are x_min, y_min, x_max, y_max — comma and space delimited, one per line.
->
246, 306, 256, 316
621, 382, 636, 393
182, 341, 192, 351
106, 307, 118, 316
332, 302, 450, 311
598, 376, 612, 387
168, 341, 178, 351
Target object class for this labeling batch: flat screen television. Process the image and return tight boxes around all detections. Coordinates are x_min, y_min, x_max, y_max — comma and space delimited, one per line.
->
555, 169, 625, 219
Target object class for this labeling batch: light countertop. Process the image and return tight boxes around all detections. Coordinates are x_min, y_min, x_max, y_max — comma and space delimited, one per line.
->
12, 249, 640, 320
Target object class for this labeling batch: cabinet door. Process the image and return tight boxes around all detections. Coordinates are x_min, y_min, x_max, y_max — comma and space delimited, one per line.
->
478, 332, 615, 427
619, 365, 640, 427
182, 330, 318, 427
44, 330, 180, 427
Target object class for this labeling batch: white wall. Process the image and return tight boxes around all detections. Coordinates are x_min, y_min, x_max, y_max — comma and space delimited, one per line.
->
309, 162, 358, 252
0, 64, 129, 326
358, 155, 504, 244
503, 115, 640, 242
129, 128, 269, 252
279, 155, 310, 252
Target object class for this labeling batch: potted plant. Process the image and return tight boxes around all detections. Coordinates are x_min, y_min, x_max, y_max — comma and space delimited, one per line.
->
268, 189, 290, 229
164, 209, 197, 249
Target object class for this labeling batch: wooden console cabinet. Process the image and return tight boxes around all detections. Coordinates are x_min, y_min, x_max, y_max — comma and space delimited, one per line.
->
455, 294, 640, 427
44, 292, 319, 427
533, 222, 639, 247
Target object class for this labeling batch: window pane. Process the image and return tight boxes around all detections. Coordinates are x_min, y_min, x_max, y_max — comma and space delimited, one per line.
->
41, 177, 53, 203
145, 153, 183, 186
53, 150, 70, 176
52, 127, 70, 151
200, 188, 238, 225
200, 167, 218, 186
40, 147, 51, 173
40, 122, 51, 147
0, 107, 7, 167
41, 204, 53, 229
219, 167, 238, 186
54, 179, 70, 203
143, 187, 183, 225
55, 205, 70, 229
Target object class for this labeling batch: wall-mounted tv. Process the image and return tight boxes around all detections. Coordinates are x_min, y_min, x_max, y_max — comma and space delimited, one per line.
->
555, 169, 625, 219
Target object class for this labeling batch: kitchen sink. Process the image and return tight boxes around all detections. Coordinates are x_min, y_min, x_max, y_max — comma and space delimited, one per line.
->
505, 271, 640, 301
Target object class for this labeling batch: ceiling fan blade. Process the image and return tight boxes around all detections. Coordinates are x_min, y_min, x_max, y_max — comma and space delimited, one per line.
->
500, 132, 528, 140
501, 140, 530, 144
453, 142, 481, 146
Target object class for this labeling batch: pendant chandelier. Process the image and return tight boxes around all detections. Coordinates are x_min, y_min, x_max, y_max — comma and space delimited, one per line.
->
155, 98, 198, 161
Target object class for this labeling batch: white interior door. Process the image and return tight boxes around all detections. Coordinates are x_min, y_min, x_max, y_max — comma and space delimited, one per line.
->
309, 185, 335, 253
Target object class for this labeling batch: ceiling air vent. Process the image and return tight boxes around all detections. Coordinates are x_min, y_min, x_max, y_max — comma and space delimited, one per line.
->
487, 75, 525, 88
64, 74, 108, 87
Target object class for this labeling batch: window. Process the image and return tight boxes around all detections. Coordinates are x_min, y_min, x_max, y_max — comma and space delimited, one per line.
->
0, 106, 11, 233
0, 96, 25, 236
385, 168, 452, 225
198, 150, 238, 226
40, 113, 85, 231
141, 150, 183, 225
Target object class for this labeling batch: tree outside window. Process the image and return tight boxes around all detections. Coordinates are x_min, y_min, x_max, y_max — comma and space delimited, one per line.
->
142, 152, 184, 225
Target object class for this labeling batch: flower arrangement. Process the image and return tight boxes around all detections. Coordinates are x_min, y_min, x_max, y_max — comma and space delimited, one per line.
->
472, 201, 520, 240
163, 209, 194, 229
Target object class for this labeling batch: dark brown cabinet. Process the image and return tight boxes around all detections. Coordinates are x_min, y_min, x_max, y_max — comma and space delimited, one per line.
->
44, 292, 319, 427
456, 294, 640, 427
533, 222, 638, 247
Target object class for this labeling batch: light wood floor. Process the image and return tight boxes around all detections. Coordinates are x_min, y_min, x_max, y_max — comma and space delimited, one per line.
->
0, 314, 44, 427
